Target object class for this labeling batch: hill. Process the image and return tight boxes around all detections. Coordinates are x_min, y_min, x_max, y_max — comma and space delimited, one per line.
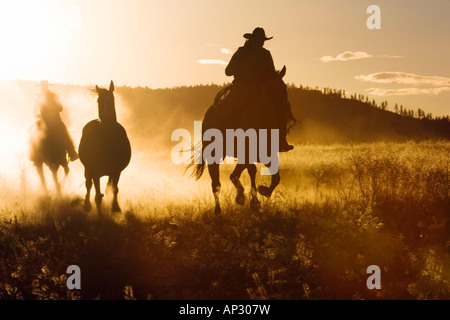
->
0, 80, 448, 150
116, 84, 450, 146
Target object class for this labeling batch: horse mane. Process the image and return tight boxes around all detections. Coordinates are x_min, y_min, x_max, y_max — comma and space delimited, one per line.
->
213, 84, 233, 106
90, 87, 109, 96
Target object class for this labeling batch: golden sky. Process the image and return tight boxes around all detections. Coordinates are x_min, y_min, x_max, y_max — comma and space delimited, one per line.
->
0, 0, 449, 116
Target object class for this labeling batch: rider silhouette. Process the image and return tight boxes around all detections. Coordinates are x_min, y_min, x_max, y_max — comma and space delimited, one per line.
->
225, 27, 294, 152
34, 80, 79, 161
226, 28, 275, 84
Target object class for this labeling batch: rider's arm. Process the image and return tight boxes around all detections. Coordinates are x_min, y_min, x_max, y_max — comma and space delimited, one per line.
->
265, 49, 276, 73
225, 48, 243, 77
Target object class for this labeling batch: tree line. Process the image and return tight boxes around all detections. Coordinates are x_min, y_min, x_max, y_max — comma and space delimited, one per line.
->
289, 84, 449, 122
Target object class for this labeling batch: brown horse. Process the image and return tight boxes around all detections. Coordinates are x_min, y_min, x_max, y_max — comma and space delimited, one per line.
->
79, 81, 131, 213
191, 67, 294, 215
29, 119, 70, 195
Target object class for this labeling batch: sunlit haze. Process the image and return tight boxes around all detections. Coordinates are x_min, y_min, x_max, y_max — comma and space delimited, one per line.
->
0, 0, 449, 302
0, 0, 448, 116
0, 0, 449, 200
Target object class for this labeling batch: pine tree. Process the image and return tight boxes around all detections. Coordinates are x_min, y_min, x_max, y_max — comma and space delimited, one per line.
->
417, 108, 422, 119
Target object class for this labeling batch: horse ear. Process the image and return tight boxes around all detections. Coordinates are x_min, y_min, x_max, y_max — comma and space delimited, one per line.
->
279, 65, 287, 78
109, 80, 115, 92
95, 85, 100, 93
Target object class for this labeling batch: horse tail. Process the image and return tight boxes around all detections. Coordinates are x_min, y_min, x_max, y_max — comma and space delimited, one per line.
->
186, 102, 222, 180
185, 140, 206, 180
192, 162, 206, 181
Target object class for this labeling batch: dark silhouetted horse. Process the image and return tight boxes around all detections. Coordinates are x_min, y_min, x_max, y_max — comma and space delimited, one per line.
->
191, 66, 294, 215
79, 81, 131, 213
29, 120, 70, 195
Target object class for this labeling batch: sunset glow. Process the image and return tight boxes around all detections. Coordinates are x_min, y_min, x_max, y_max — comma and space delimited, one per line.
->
0, 1, 449, 302
0, 0, 447, 114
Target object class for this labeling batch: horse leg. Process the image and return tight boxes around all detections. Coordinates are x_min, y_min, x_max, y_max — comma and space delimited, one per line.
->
109, 173, 121, 212
230, 164, 246, 206
93, 177, 103, 214
106, 177, 113, 195
63, 165, 69, 179
258, 170, 281, 198
208, 163, 221, 215
35, 162, 48, 194
51, 167, 61, 196
59, 161, 69, 190
247, 164, 261, 211
83, 173, 93, 212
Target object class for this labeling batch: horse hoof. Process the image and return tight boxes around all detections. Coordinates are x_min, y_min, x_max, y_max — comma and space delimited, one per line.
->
83, 202, 92, 212
250, 198, 261, 212
258, 186, 272, 198
235, 192, 245, 206
111, 203, 121, 213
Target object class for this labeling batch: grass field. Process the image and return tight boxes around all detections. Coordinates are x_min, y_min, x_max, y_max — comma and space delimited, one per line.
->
0, 141, 449, 300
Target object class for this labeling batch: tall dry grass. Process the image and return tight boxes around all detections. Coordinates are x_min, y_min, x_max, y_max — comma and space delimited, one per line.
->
0, 141, 449, 300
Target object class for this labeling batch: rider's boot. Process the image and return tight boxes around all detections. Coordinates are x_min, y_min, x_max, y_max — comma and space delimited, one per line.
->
67, 143, 79, 161
279, 125, 294, 152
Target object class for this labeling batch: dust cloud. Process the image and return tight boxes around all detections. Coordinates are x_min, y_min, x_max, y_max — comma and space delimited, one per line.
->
0, 80, 210, 211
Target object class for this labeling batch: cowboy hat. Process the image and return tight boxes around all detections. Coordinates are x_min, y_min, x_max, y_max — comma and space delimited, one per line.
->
243, 27, 273, 41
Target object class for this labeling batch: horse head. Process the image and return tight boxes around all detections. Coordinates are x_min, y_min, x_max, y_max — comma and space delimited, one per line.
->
263, 66, 290, 113
95, 80, 117, 123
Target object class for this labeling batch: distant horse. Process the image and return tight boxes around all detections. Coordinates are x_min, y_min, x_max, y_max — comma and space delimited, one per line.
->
29, 120, 70, 195
191, 66, 293, 215
79, 81, 131, 213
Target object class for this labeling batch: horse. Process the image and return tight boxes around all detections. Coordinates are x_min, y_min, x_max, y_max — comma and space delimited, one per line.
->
191, 66, 293, 215
29, 119, 70, 195
79, 80, 131, 213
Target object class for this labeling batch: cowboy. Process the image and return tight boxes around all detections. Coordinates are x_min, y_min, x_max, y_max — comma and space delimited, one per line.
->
34, 80, 79, 161
225, 27, 294, 152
